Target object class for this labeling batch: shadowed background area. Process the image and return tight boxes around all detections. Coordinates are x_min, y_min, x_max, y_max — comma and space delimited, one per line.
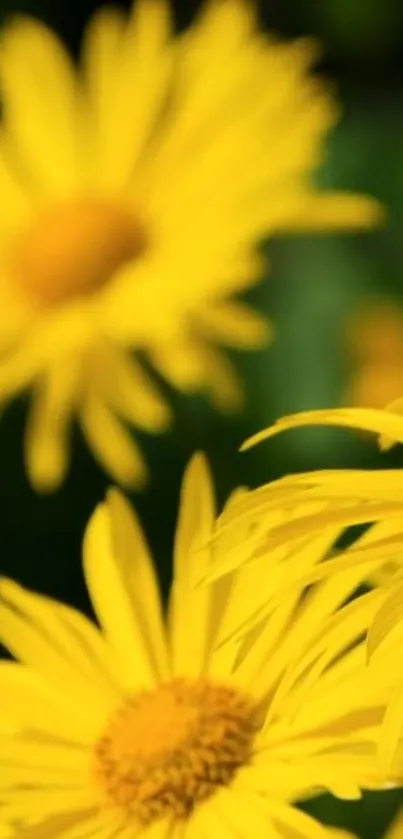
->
0, 0, 402, 835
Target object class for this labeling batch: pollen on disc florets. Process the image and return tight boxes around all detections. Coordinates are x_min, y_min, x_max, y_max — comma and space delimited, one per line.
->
93, 678, 258, 825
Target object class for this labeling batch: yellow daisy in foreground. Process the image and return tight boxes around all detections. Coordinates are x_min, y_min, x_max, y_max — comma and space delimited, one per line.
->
0, 0, 381, 491
0, 454, 396, 839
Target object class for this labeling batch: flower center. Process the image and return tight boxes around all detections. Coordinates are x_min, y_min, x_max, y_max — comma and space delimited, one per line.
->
93, 678, 257, 824
13, 198, 147, 306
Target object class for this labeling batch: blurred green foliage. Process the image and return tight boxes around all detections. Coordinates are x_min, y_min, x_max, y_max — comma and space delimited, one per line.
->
0, 0, 403, 836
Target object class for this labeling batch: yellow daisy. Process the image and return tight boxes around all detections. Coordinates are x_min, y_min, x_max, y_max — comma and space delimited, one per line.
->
0, 0, 381, 491
344, 301, 403, 410
0, 454, 395, 839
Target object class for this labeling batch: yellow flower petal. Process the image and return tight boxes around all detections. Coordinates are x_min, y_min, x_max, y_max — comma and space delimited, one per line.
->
266, 592, 380, 727
266, 799, 358, 839
242, 407, 403, 451
240, 564, 375, 701
368, 580, 403, 662
90, 344, 171, 433
207, 500, 403, 586
0, 580, 118, 726
190, 805, 236, 839
282, 192, 384, 231
0, 791, 94, 823
0, 19, 79, 192
82, 499, 159, 688
378, 680, 403, 775
80, 392, 149, 487
0, 743, 86, 787
0, 139, 30, 228
148, 337, 210, 391
0, 661, 92, 742
0, 305, 90, 400
0, 813, 95, 839
82, 6, 125, 110
107, 488, 170, 678
169, 453, 216, 676
24, 359, 80, 491
201, 344, 245, 412
84, 0, 172, 188
211, 786, 277, 839
197, 302, 272, 349
239, 758, 363, 800
217, 515, 340, 649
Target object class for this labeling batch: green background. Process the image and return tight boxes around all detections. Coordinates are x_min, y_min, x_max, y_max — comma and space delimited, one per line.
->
0, 0, 403, 835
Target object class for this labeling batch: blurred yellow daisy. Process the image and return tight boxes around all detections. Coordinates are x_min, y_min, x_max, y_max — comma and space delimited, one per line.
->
0, 454, 395, 839
0, 0, 382, 491
344, 300, 403, 409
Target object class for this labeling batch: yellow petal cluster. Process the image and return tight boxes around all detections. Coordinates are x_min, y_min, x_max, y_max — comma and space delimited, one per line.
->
216, 402, 403, 777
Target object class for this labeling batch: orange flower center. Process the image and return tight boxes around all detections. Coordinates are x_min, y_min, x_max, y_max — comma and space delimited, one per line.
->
93, 678, 257, 824
13, 198, 147, 306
